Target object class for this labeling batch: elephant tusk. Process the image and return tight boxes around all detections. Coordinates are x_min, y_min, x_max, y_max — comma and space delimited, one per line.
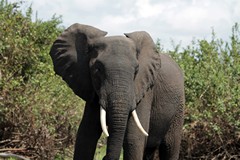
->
100, 107, 109, 137
132, 110, 149, 136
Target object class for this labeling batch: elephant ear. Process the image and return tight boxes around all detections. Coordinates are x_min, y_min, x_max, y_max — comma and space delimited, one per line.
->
125, 31, 161, 104
49, 23, 107, 101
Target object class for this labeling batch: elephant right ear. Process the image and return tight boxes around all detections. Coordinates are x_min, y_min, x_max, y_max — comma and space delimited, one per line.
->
125, 31, 161, 104
49, 23, 107, 101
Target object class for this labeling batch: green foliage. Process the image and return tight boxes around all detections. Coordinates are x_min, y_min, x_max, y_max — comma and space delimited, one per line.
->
170, 26, 240, 127
0, 0, 84, 159
160, 24, 240, 159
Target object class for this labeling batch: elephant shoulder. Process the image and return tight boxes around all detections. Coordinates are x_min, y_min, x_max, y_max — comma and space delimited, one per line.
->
155, 53, 184, 92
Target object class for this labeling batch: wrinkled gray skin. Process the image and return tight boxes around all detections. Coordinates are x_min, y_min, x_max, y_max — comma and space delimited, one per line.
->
49, 23, 185, 160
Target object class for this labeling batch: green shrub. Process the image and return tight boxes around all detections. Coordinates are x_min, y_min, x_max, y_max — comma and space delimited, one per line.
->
163, 24, 240, 159
0, 0, 84, 159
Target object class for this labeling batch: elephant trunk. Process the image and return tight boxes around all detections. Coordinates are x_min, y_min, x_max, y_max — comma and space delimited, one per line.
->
103, 95, 130, 160
99, 68, 148, 159
101, 92, 148, 159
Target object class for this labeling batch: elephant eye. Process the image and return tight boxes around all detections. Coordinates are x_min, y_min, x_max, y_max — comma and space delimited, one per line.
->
93, 68, 100, 74
91, 61, 104, 92
134, 64, 139, 79
91, 66, 100, 75
91, 61, 104, 75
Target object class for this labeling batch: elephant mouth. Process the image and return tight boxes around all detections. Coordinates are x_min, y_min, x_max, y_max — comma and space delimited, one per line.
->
100, 106, 149, 137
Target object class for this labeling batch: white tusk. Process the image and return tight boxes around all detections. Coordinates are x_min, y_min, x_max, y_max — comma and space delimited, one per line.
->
132, 110, 149, 136
100, 107, 109, 137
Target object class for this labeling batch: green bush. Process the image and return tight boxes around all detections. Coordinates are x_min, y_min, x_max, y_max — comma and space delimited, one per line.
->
165, 25, 240, 159
0, 0, 84, 159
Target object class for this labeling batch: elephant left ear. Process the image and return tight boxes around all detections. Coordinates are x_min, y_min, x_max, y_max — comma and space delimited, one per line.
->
125, 31, 161, 104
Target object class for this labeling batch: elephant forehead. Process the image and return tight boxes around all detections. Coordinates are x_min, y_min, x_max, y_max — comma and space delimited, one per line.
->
98, 36, 136, 49
92, 36, 138, 65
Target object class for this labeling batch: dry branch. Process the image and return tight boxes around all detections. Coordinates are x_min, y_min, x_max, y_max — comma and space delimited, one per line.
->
0, 152, 30, 160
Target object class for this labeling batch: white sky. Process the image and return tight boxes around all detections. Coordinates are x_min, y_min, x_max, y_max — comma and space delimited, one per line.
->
12, 0, 240, 49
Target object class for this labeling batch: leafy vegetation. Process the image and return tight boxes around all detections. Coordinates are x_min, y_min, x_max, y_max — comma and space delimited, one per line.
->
166, 26, 240, 159
0, 0, 84, 159
0, 0, 239, 159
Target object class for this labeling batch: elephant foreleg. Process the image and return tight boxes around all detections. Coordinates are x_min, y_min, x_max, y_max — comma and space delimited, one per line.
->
123, 116, 148, 159
159, 106, 184, 160
123, 95, 152, 160
73, 100, 102, 160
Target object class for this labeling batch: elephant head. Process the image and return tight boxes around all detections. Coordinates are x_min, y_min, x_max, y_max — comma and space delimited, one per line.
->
49, 23, 160, 159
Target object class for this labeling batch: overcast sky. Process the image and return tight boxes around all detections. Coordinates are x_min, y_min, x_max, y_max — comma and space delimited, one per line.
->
13, 0, 240, 49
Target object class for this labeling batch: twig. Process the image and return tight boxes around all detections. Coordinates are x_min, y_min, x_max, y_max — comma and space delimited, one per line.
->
0, 148, 27, 152
0, 139, 20, 144
217, 133, 231, 158
0, 139, 11, 144
0, 152, 30, 160
54, 136, 68, 141
199, 84, 210, 99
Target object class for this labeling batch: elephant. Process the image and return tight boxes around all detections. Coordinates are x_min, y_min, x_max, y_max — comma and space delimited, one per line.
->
49, 23, 185, 160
